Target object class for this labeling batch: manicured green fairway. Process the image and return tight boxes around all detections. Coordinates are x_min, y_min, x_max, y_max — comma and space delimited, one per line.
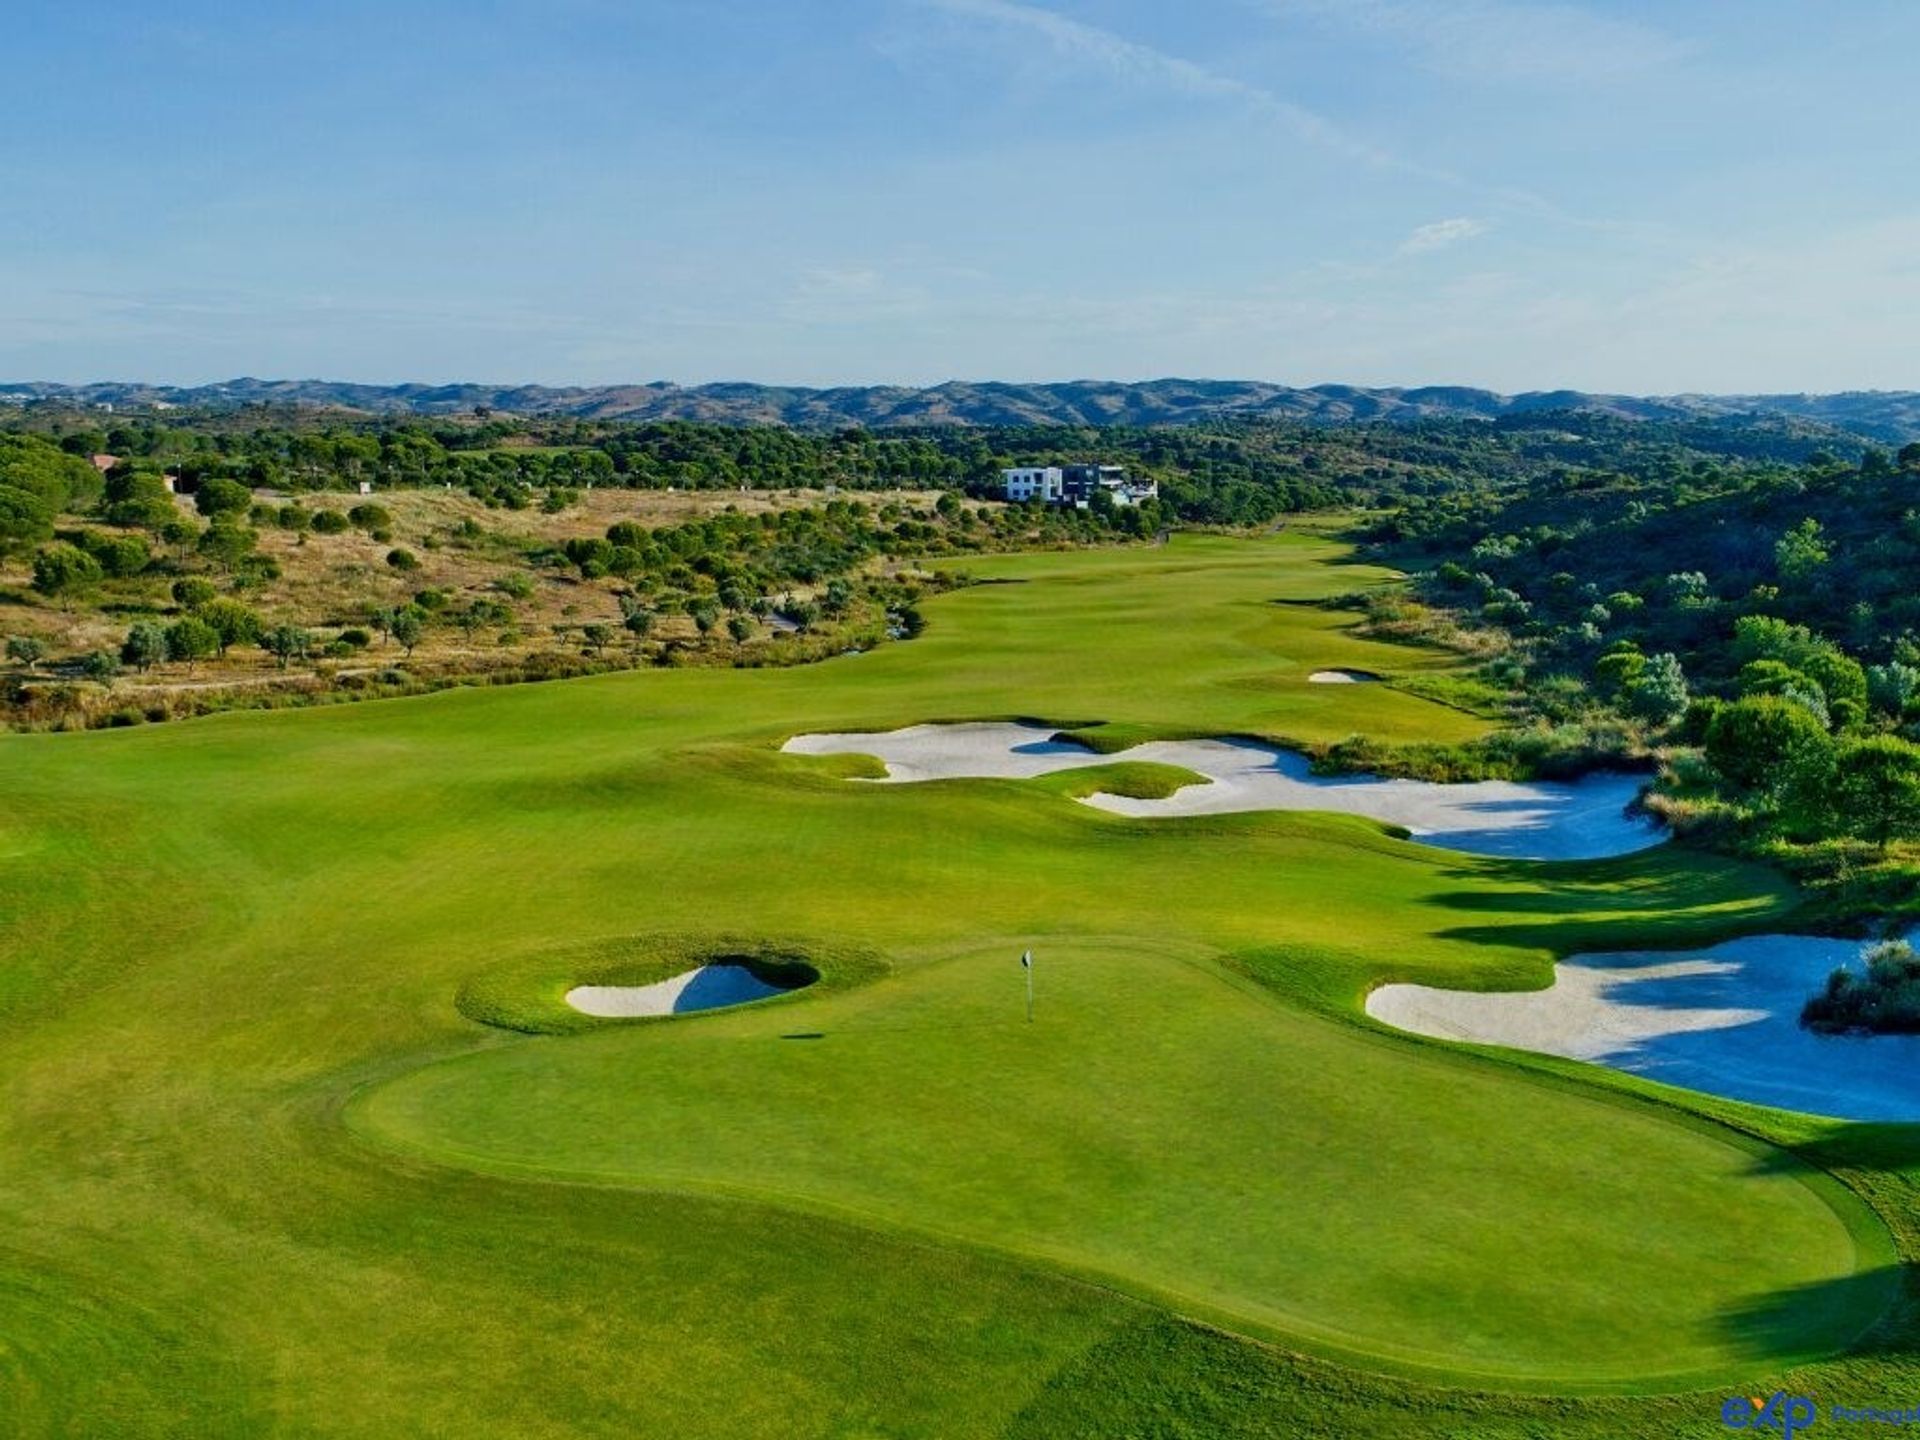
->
0, 532, 1905, 1436
356, 937, 1868, 1385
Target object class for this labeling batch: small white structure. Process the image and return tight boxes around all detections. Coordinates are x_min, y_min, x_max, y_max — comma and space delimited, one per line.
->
357, 480, 374, 495
1003, 466, 1065, 503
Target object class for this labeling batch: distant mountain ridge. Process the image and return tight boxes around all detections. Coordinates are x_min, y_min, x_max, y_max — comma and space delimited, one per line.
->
4, 376, 1918, 441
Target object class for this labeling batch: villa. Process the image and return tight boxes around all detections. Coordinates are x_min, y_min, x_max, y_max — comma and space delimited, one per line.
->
1002, 463, 1159, 508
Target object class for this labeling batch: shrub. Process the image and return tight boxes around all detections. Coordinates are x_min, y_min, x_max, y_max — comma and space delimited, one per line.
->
194, 477, 253, 519
32, 543, 103, 597
5, 635, 47, 670
386, 548, 420, 572
172, 577, 218, 608
1803, 940, 1920, 1034
310, 509, 350, 534
1703, 696, 1831, 797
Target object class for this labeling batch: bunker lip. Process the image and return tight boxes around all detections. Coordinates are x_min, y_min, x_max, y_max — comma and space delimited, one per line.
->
782, 721, 1661, 862
1365, 932, 1920, 1122
567, 964, 802, 1018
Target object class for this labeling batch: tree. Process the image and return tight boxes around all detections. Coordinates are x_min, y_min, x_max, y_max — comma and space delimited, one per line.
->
621, 602, 653, 646
164, 616, 219, 671
0, 485, 56, 552
1830, 737, 1920, 850
1624, 652, 1689, 725
194, 477, 252, 519
1802, 650, 1869, 722
690, 599, 720, 635
122, 622, 168, 673
172, 576, 218, 608
390, 607, 425, 657
582, 623, 612, 656
1899, 442, 1920, 473
197, 521, 257, 572
1703, 695, 1832, 798
5, 635, 46, 671
102, 470, 177, 531
727, 615, 753, 643
261, 625, 311, 670
1869, 662, 1920, 718
31, 543, 103, 598
87, 533, 150, 578
1592, 645, 1645, 698
1731, 615, 1824, 671
197, 598, 262, 657
1739, 658, 1807, 697
81, 650, 120, 683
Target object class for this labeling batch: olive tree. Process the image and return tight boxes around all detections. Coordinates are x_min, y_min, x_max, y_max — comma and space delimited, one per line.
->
122, 622, 168, 673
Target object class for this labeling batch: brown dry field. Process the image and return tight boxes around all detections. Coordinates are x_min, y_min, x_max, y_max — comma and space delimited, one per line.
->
0, 486, 950, 697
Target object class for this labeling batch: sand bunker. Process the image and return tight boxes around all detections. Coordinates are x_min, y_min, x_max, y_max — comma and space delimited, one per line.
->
567, 965, 792, 1018
1308, 670, 1378, 683
783, 722, 1660, 861
1367, 934, 1920, 1121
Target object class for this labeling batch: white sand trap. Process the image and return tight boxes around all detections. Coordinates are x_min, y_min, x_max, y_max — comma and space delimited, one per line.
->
1368, 933, 1920, 1121
1308, 669, 1377, 683
567, 965, 791, 1018
782, 722, 1661, 861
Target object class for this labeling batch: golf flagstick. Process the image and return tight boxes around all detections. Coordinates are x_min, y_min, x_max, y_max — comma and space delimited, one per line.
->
1022, 949, 1033, 1022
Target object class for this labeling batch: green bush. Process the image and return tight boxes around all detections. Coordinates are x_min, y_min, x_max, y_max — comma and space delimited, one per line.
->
1803, 940, 1920, 1034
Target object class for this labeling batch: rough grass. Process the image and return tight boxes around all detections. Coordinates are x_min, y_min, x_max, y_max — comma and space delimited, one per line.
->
0, 530, 1910, 1437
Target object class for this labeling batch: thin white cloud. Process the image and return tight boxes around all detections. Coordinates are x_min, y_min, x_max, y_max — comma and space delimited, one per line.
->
921, 0, 1413, 172
1400, 216, 1487, 254
1261, 0, 1685, 85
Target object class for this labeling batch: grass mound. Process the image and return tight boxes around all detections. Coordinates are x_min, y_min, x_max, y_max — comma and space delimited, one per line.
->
1033, 761, 1211, 802
456, 932, 887, 1035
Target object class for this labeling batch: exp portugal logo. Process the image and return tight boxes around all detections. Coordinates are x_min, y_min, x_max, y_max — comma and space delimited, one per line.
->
1724, 1392, 1920, 1433
1723, 1393, 1817, 1437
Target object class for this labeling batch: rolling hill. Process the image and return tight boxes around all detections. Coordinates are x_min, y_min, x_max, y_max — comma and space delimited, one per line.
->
5, 376, 1920, 440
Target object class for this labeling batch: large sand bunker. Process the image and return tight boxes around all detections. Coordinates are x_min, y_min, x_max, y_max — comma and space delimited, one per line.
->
1367, 934, 1920, 1121
1308, 669, 1379, 683
783, 722, 1660, 861
568, 964, 793, 1018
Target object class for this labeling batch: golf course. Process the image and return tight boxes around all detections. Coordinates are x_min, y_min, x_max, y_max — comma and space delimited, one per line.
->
3, 531, 1914, 1437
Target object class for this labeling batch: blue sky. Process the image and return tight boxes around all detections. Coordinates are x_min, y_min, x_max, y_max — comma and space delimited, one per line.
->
4, 1, 1916, 392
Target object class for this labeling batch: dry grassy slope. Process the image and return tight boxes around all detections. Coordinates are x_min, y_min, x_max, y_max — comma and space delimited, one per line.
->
0, 487, 954, 696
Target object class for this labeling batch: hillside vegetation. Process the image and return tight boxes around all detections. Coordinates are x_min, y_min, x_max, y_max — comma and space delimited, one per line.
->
1377, 439, 1920, 906
10, 375, 1920, 440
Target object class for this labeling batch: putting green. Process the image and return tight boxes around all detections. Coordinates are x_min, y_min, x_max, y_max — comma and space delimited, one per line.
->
354, 937, 1877, 1388
0, 531, 1899, 1436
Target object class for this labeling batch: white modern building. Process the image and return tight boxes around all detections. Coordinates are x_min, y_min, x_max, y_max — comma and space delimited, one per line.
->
1003, 466, 1064, 503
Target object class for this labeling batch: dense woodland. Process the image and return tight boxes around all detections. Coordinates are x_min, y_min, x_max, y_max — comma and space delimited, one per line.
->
1371, 431, 1920, 960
